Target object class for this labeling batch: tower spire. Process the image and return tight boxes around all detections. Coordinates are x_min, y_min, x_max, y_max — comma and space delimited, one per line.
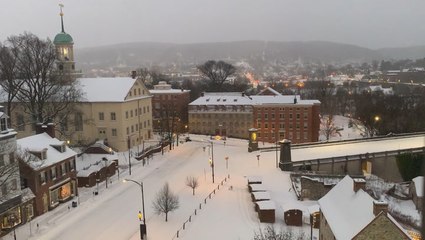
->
59, 3, 65, 32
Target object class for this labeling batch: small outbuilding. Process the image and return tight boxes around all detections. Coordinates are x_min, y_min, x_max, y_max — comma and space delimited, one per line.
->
255, 200, 276, 223
251, 191, 271, 202
248, 183, 267, 193
247, 176, 262, 185
283, 203, 305, 226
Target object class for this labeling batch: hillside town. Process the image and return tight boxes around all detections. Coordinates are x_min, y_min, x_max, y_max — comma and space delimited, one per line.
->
0, 3, 424, 240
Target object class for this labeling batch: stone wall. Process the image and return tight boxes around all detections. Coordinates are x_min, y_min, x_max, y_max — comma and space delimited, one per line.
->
300, 177, 333, 200
353, 213, 411, 240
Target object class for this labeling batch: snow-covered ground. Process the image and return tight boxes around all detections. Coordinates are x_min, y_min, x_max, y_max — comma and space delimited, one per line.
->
4, 135, 319, 240
3, 115, 421, 240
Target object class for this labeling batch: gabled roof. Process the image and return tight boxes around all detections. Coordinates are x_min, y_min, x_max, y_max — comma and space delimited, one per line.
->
17, 133, 77, 170
77, 77, 150, 102
318, 176, 375, 240
318, 175, 410, 240
257, 87, 282, 96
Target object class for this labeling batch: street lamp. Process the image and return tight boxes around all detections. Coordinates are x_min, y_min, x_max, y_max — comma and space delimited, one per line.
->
225, 156, 229, 170
123, 179, 147, 240
206, 141, 215, 183
102, 157, 108, 189
256, 154, 260, 167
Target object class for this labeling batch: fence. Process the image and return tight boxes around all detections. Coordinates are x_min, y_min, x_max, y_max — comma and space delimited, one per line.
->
171, 175, 231, 239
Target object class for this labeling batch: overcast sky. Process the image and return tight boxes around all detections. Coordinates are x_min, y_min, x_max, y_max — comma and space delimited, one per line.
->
1, 0, 424, 49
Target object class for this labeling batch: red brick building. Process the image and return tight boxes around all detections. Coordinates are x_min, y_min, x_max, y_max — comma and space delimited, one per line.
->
17, 125, 78, 216
188, 88, 320, 143
149, 81, 190, 133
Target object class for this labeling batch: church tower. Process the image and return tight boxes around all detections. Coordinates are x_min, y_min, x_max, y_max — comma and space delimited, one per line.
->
53, 4, 81, 80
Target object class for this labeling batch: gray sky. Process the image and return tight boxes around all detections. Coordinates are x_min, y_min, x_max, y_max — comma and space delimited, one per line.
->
1, 0, 424, 49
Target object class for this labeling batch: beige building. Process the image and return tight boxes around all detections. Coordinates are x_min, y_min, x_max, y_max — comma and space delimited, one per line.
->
188, 92, 254, 139
11, 77, 153, 152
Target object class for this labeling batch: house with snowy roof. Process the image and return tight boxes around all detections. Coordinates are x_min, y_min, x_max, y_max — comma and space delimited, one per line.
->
318, 175, 411, 240
0, 106, 35, 237
76, 142, 118, 188
17, 124, 78, 216
409, 176, 423, 212
188, 88, 320, 143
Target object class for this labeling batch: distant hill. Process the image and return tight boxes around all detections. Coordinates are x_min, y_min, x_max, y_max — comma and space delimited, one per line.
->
376, 46, 425, 60
74, 41, 425, 70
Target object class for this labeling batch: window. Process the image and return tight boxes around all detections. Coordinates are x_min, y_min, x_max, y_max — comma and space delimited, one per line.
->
126, 111, 129, 119
50, 167, 56, 180
75, 113, 83, 131
60, 116, 68, 132
0, 117, 7, 131
70, 160, 75, 171
135, 108, 138, 116
130, 110, 133, 118
134, 89, 137, 96
264, 113, 268, 119
61, 162, 67, 175
11, 179, 17, 190
110, 112, 116, 121
280, 113, 284, 118
289, 114, 293, 119
296, 113, 300, 119
126, 127, 129, 135
40, 171, 46, 184
99, 112, 104, 121
143, 107, 146, 113
131, 125, 134, 133
16, 114, 25, 131
27, 204, 34, 219
112, 128, 117, 136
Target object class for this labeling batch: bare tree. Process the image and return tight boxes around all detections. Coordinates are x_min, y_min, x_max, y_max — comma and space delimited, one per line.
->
197, 60, 236, 91
320, 115, 342, 141
0, 43, 23, 124
152, 182, 179, 222
185, 176, 199, 195
253, 225, 307, 240
0, 141, 20, 203
2, 33, 82, 127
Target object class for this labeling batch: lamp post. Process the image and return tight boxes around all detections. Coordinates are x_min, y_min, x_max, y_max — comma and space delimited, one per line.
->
127, 136, 132, 175
207, 141, 215, 183
256, 154, 260, 167
272, 130, 279, 168
124, 179, 147, 240
102, 157, 108, 189
225, 156, 229, 170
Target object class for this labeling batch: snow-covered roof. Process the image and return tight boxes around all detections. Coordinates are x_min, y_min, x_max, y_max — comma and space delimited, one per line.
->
249, 183, 267, 192
247, 176, 262, 184
189, 94, 319, 106
252, 191, 271, 201
318, 175, 376, 240
257, 87, 282, 96
77, 77, 149, 102
17, 133, 77, 170
149, 89, 190, 94
76, 153, 117, 177
292, 134, 425, 163
256, 200, 276, 210
282, 201, 306, 212
412, 176, 424, 197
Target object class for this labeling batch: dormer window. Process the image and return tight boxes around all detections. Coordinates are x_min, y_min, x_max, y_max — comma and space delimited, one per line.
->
0, 117, 7, 132
30, 148, 48, 160
51, 143, 66, 153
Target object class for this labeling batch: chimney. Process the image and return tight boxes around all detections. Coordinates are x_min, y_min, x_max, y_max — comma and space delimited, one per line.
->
35, 122, 56, 138
201, 92, 204, 97
131, 70, 137, 79
242, 92, 245, 97
353, 178, 366, 192
373, 200, 388, 216
279, 139, 292, 171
